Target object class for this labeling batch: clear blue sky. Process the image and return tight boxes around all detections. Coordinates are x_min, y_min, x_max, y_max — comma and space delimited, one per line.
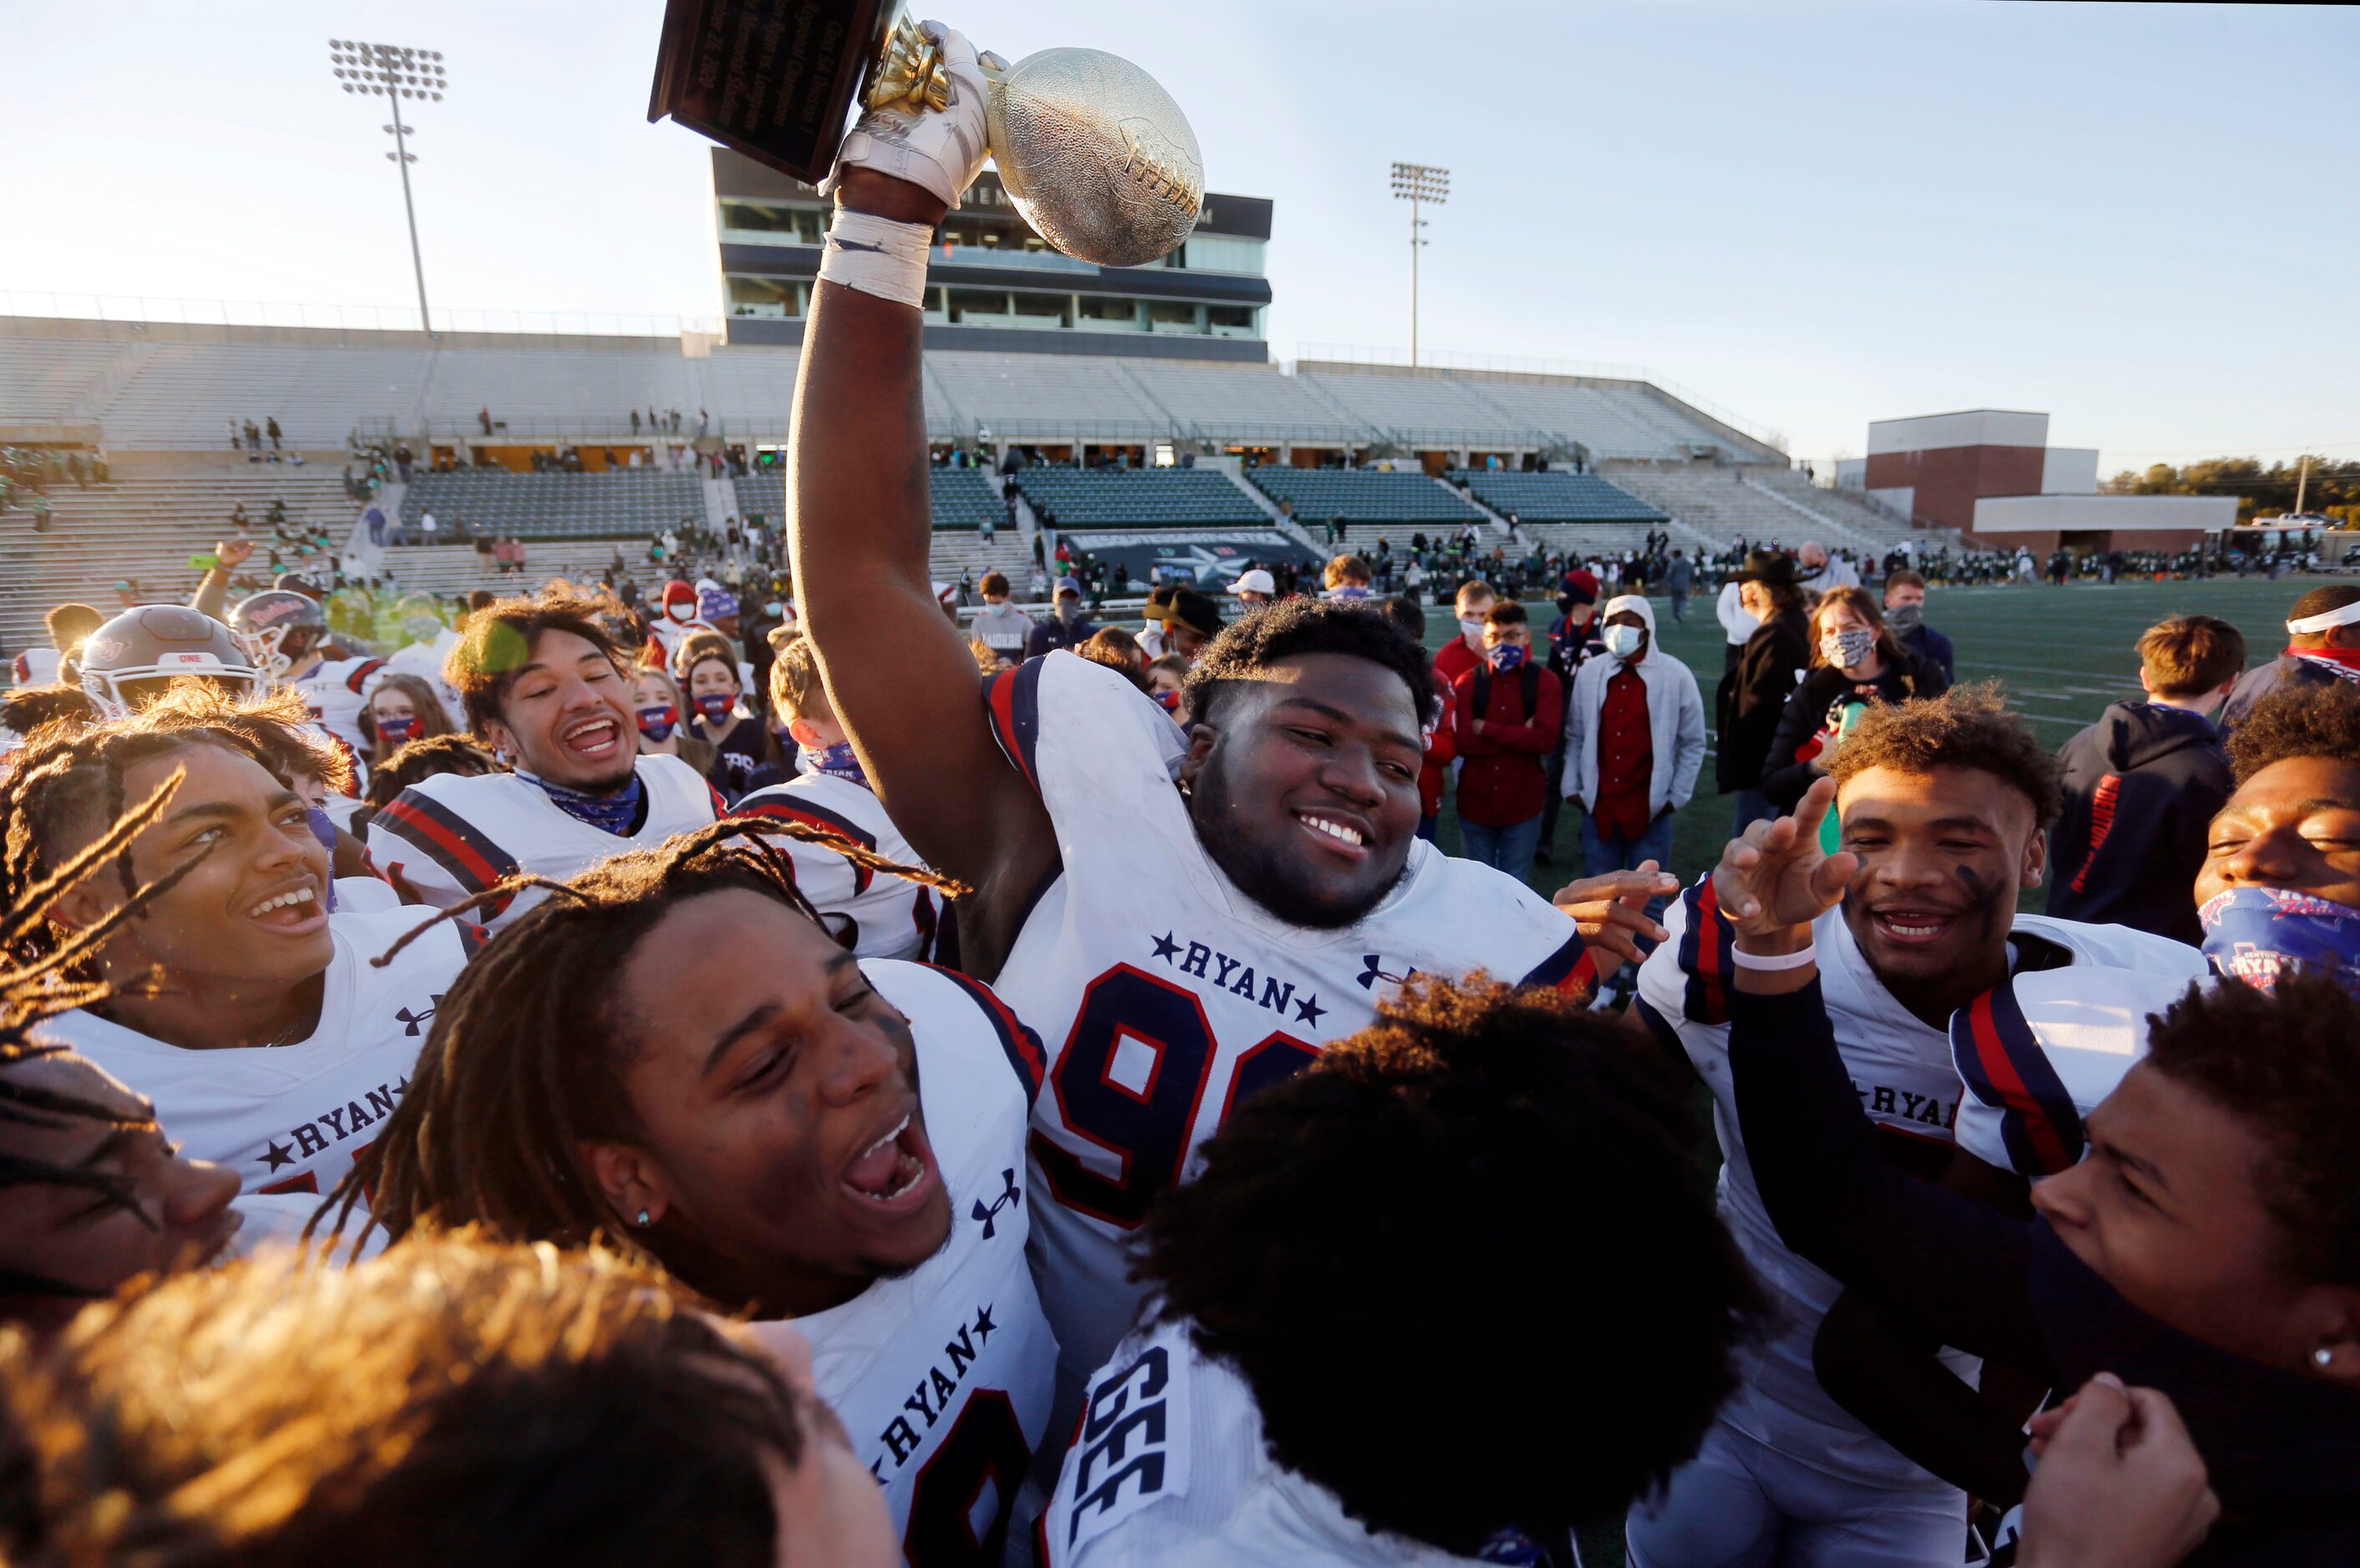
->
3, 2, 2352, 472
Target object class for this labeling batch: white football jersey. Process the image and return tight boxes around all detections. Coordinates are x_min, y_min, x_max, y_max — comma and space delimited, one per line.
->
1042, 1317, 1492, 1567
367, 754, 720, 932
1636, 879, 2206, 1485
13, 647, 59, 687
730, 771, 941, 962
1951, 964, 2192, 1181
33, 908, 474, 1200
983, 653, 1597, 1434
805, 959, 1057, 1565
286, 655, 388, 753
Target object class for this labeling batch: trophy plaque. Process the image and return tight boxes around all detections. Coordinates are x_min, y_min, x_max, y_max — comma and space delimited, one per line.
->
647, 0, 893, 185
651, 3, 1202, 266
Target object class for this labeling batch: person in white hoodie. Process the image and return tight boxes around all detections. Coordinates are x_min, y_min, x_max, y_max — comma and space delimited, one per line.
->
1563, 594, 1706, 929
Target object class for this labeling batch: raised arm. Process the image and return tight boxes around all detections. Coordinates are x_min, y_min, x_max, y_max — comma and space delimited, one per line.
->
788, 32, 1053, 976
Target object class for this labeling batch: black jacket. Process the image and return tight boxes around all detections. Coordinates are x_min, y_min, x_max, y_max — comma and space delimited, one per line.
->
2048, 701, 2230, 944
1714, 608, 1810, 794
1729, 983, 2360, 1566
1759, 655, 1949, 810
2221, 650, 2357, 733
1899, 620, 1955, 684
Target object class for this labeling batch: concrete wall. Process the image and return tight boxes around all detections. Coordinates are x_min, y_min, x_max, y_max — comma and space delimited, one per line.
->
1973, 493, 2236, 534
1867, 409, 2049, 455
2041, 448, 2100, 494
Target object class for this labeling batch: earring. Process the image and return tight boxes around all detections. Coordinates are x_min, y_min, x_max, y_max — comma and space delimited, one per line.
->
2316, 1346, 2335, 1368
636, 1209, 652, 1229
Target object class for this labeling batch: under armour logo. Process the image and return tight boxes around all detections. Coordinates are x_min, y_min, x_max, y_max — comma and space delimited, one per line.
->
971, 1167, 1021, 1238
395, 994, 443, 1037
1357, 955, 1383, 990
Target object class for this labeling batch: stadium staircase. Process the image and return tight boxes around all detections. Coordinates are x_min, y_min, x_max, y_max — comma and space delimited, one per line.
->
0, 464, 355, 654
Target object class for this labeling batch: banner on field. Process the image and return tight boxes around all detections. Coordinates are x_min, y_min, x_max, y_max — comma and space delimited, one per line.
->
1059, 529, 1322, 592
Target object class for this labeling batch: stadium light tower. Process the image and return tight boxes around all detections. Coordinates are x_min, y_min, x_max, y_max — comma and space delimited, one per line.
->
1389, 161, 1448, 368
329, 40, 449, 336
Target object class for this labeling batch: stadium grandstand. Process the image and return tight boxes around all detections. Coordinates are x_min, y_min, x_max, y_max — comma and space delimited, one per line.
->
0, 308, 1963, 655
1249, 468, 1488, 529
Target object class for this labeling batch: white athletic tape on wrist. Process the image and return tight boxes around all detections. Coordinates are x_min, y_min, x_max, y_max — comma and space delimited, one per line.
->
1730, 942, 1819, 972
817, 211, 934, 309
2288, 598, 2360, 636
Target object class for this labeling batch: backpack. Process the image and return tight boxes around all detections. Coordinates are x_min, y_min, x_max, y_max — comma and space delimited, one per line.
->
1471, 660, 1542, 723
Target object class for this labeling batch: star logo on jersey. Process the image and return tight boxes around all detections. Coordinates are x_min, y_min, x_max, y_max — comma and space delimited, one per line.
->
1294, 994, 1325, 1025
261, 1139, 296, 1171
1151, 932, 1180, 961
971, 1167, 1022, 1239
972, 1303, 997, 1344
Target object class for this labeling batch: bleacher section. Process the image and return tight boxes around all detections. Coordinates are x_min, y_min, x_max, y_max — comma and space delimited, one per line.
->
0, 322, 1794, 468
926, 352, 1171, 436
925, 468, 1004, 530
1606, 468, 1943, 556
396, 468, 705, 541
1292, 371, 1524, 446
730, 472, 782, 526
1112, 363, 1360, 444
101, 344, 436, 449
1248, 468, 1483, 528
0, 466, 352, 653
1012, 467, 1264, 529
0, 338, 132, 421
1451, 470, 1665, 524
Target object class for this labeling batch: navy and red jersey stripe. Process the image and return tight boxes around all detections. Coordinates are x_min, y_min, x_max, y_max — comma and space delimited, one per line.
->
343, 657, 388, 694
373, 790, 520, 917
1677, 874, 1735, 1025
730, 794, 881, 893
1519, 931, 1599, 1002
985, 659, 1047, 796
920, 963, 1046, 1106
1952, 982, 2085, 1177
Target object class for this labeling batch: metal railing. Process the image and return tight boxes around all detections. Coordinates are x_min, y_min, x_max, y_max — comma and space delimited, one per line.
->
3, 291, 724, 341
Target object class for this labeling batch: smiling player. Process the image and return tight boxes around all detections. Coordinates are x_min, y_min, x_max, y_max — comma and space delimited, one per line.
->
331, 821, 1054, 1561
1, 690, 470, 1201
787, 22, 1674, 1444
1623, 687, 2203, 1567
367, 589, 718, 931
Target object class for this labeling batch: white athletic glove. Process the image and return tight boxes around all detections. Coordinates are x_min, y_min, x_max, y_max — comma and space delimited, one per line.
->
823, 21, 999, 211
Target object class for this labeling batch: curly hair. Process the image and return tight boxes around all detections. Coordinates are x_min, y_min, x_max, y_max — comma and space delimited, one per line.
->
1137, 974, 1760, 1552
1183, 595, 1437, 731
2144, 971, 2360, 1287
0, 1233, 803, 1568
442, 584, 627, 736
317, 817, 963, 1282
362, 733, 504, 812
1822, 682, 2062, 831
2225, 681, 2360, 786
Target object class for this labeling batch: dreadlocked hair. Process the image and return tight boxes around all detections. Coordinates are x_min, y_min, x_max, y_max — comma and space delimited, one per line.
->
315, 817, 965, 1271
0, 685, 98, 743
0, 694, 303, 973
0, 766, 221, 1279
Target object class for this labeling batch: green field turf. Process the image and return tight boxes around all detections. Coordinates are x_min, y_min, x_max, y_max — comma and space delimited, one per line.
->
1420, 575, 2320, 910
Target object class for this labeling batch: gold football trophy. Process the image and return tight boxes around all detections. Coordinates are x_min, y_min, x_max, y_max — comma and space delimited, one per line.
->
865, 17, 1203, 268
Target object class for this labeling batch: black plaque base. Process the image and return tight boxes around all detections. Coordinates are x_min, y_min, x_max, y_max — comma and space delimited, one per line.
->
648, 0, 891, 185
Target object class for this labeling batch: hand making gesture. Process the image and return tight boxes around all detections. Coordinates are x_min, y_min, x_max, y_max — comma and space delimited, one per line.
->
1710, 776, 1857, 982
1550, 861, 1680, 979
